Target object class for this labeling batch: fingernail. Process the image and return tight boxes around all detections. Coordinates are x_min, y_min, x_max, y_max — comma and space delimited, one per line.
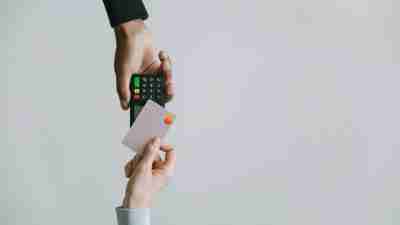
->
164, 61, 171, 71
120, 101, 128, 110
164, 144, 173, 151
159, 51, 167, 60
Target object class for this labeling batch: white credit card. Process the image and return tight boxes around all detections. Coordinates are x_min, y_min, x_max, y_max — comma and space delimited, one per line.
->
122, 100, 175, 153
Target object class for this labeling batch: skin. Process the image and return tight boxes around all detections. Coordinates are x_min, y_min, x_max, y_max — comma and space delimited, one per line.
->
114, 20, 174, 110
113, 20, 176, 208
122, 137, 176, 208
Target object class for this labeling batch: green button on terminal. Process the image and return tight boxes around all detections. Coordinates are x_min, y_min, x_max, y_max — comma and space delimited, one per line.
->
134, 76, 140, 88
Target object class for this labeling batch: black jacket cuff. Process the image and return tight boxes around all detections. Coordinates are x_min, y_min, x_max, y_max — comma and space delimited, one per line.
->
103, 0, 149, 27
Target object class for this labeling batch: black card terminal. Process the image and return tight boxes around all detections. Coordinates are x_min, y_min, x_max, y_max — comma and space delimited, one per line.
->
129, 73, 166, 126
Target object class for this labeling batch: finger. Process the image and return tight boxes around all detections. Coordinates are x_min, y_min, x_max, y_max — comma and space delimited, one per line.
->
130, 154, 143, 176
153, 153, 162, 164
140, 137, 161, 169
163, 149, 176, 173
160, 52, 172, 83
166, 83, 174, 97
159, 51, 173, 95
124, 154, 141, 178
115, 67, 131, 110
158, 51, 174, 101
160, 144, 174, 152
153, 154, 163, 168
124, 160, 132, 177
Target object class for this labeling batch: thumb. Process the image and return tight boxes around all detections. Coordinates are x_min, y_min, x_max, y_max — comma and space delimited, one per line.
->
158, 51, 174, 99
116, 68, 131, 110
140, 137, 161, 169
114, 32, 145, 110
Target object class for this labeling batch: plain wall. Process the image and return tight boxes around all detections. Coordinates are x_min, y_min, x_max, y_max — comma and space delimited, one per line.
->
2, 0, 400, 224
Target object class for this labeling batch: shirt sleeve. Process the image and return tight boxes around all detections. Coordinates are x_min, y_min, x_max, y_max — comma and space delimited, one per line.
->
103, 0, 149, 27
116, 207, 151, 225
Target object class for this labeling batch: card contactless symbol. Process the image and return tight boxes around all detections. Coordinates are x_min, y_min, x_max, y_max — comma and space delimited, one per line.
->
129, 73, 167, 127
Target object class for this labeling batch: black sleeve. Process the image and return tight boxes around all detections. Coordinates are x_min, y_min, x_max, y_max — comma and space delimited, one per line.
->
103, 0, 149, 27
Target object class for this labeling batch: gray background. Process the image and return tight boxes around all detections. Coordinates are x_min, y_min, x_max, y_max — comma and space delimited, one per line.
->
2, 0, 400, 225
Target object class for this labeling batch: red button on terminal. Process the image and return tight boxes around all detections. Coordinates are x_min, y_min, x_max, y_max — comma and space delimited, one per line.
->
133, 95, 140, 100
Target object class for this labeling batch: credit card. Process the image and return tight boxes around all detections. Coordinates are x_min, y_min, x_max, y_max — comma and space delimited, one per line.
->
122, 100, 175, 153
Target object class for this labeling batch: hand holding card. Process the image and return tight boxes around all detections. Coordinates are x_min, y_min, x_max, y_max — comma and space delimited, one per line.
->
122, 100, 175, 153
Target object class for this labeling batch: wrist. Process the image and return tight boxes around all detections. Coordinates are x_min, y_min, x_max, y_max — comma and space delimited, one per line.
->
115, 20, 145, 38
122, 194, 152, 209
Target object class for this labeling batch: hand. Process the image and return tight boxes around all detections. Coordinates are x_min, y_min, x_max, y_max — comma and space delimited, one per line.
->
122, 137, 176, 208
114, 20, 174, 110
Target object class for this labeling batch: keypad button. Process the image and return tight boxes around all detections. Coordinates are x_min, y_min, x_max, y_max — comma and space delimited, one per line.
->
131, 75, 165, 105
134, 77, 140, 88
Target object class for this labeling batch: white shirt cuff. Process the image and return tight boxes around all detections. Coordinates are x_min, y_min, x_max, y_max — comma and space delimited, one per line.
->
115, 207, 150, 225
